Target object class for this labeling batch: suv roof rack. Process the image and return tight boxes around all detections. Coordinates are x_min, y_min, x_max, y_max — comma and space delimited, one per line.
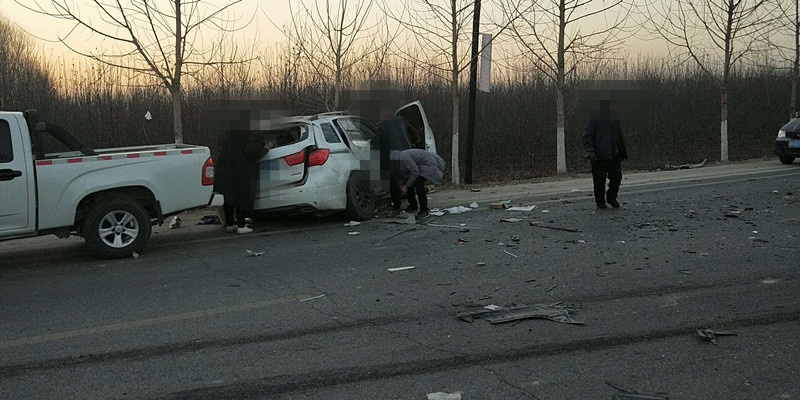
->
310, 111, 347, 121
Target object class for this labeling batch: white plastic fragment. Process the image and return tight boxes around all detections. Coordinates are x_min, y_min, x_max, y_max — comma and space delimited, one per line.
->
469, 202, 479, 208
344, 221, 361, 227
484, 304, 503, 311
247, 249, 265, 257
427, 392, 462, 400
430, 211, 446, 217
132, 252, 140, 259
507, 205, 536, 212
388, 266, 416, 272
348, 231, 360, 236
446, 206, 472, 214
299, 294, 326, 302
169, 216, 181, 229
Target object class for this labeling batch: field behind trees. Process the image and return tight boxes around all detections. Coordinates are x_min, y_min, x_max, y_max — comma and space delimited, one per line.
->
0, 17, 790, 183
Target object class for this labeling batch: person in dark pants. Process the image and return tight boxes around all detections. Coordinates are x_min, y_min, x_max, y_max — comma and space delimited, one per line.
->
582, 99, 628, 209
214, 130, 273, 234
390, 149, 446, 218
377, 114, 415, 215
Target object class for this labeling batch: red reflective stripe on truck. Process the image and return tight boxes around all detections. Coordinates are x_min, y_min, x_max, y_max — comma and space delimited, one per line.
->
99, 155, 113, 161
154, 151, 168, 156
67, 158, 83, 163
126, 154, 141, 158
36, 160, 53, 166
181, 149, 193, 155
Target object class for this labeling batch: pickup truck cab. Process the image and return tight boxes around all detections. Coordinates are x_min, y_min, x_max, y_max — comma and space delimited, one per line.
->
0, 110, 222, 258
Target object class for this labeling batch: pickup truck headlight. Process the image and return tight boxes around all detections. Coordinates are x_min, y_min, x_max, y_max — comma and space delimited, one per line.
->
778, 130, 786, 138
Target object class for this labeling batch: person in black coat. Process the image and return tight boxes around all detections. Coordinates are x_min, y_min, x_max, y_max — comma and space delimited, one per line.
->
214, 130, 273, 234
582, 99, 628, 209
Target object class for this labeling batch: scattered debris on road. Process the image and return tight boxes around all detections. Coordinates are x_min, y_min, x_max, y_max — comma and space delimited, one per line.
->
348, 231, 360, 236
477, 261, 486, 266
132, 252, 140, 259
446, 206, 472, 214
246, 249, 265, 257
197, 215, 221, 225
469, 202, 479, 208
605, 381, 668, 400
169, 216, 181, 229
388, 266, 416, 272
489, 200, 511, 209
503, 249, 518, 258
344, 221, 361, 227
299, 294, 326, 302
664, 158, 707, 170
507, 205, 536, 212
427, 392, 462, 400
529, 222, 582, 233
500, 218, 524, 223
458, 302, 584, 325
696, 328, 737, 345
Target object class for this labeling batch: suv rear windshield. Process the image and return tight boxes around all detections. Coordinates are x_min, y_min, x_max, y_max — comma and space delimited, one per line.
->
259, 124, 309, 147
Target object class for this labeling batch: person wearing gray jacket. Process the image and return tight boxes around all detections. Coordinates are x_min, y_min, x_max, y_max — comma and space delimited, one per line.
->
390, 149, 446, 218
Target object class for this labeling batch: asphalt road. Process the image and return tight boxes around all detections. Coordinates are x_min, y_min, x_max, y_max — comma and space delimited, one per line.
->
1, 160, 799, 399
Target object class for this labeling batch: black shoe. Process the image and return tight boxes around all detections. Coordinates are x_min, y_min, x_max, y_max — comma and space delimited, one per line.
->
608, 199, 620, 209
404, 205, 419, 212
596, 203, 608, 210
416, 208, 430, 218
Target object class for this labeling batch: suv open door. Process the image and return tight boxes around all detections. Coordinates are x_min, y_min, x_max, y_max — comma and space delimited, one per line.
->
395, 101, 437, 154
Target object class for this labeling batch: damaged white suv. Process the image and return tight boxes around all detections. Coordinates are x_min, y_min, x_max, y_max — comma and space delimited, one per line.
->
251, 101, 436, 220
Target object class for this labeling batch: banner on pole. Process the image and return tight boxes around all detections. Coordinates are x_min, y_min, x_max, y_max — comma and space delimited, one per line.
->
479, 33, 493, 93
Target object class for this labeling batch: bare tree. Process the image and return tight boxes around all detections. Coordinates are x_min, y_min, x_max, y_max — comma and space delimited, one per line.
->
647, 0, 774, 162
269, 0, 392, 111
500, 0, 634, 174
381, 0, 477, 185
22, 0, 250, 144
773, 0, 800, 119
0, 15, 57, 111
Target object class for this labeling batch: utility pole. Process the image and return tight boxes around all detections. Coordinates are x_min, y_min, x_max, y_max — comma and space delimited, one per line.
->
464, 0, 481, 184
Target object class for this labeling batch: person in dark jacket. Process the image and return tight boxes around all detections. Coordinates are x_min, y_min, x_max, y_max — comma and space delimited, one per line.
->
390, 148, 446, 218
215, 130, 273, 234
582, 100, 628, 209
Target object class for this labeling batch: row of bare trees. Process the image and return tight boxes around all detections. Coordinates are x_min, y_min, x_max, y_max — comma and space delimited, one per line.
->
8, 0, 800, 183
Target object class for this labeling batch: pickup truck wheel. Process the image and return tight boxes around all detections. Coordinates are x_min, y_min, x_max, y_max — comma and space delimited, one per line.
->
83, 199, 151, 259
345, 172, 375, 221
779, 156, 795, 164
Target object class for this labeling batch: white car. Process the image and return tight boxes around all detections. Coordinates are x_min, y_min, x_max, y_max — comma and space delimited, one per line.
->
252, 101, 436, 220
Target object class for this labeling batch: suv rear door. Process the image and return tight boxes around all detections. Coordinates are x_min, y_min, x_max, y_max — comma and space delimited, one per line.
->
255, 120, 316, 197
396, 101, 437, 154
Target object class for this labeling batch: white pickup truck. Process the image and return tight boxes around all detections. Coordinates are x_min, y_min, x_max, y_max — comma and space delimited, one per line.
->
0, 110, 223, 258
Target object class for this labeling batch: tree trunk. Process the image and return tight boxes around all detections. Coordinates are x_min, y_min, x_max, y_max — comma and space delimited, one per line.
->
555, 0, 567, 174
171, 85, 184, 145
450, 0, 460, 185
720, 87, 728, 162
556, 87, 566, 174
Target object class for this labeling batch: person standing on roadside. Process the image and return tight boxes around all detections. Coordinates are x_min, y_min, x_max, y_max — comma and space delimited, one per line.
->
390, 148, 446, 218
582, 99, 628, 209
376, 107, 416, 215
215, 129, 274, 234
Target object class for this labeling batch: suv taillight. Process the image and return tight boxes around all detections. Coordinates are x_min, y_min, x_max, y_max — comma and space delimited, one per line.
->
202, 157, 214, 186
284, 149, 306, 166
308, 149, 330, 166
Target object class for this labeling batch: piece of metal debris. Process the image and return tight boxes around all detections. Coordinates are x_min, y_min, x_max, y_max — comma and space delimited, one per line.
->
457, 302, 584, 325
529, 222, 582, 233
169, 216, 181, 229
247, 249, 265, 257
344, 221, 361, 227
503, 249, 518, 258
500, 218, 524, 223
388, 266, 416, 272
696, 328, 737, 344
427, 392, 462, 400
605, 381, 668, 400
